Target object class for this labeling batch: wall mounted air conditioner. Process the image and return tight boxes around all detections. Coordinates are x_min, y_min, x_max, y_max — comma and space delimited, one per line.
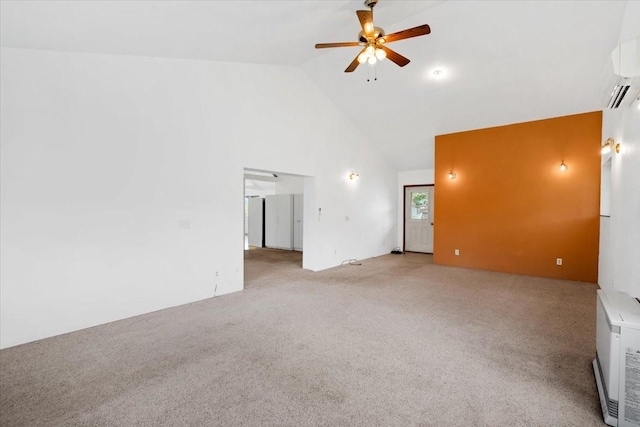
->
593, 290, 640, 427
604, 37, 640, 109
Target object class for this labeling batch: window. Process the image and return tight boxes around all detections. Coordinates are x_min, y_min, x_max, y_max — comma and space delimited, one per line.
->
411, 191, 429, 220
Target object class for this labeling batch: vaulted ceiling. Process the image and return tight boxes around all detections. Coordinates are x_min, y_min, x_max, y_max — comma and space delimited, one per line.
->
0, 0, 627, 170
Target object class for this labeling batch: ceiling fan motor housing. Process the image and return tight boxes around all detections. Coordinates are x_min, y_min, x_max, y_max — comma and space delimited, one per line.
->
359, 27, 385, 43
364, 0, 378, 8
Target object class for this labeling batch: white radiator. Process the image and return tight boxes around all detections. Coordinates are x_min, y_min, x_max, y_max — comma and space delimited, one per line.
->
593, 290, 640, 427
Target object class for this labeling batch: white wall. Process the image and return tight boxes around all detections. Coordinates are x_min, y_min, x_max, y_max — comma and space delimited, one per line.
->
397, 169, 434, 249
275, 175, 304, 195
597, 0, 640, 299
0, 48, 398, 348
245, 179, 275, 197
599, 107, 640, 298
600, 157, 612, 216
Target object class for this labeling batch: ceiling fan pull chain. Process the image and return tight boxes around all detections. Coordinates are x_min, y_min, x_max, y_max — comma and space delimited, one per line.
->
367, 66, 370, 82
374, 64, 378, 81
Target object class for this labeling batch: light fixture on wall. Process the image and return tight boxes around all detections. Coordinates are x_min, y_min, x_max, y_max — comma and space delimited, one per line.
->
558, 161, 568, 172
448, 170, 456, 180
349, 171, 360, 180
601, 137, 620, 155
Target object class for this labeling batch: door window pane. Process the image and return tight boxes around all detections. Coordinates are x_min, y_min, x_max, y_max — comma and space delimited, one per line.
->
411, 191, 429, 220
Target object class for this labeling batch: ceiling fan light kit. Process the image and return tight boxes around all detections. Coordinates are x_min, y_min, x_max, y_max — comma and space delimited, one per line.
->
315, 0, 431, 74
357, 44, 386, 65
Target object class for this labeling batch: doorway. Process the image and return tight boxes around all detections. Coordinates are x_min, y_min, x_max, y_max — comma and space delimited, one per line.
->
404, 185, 434, 253
243, 169, 305, 285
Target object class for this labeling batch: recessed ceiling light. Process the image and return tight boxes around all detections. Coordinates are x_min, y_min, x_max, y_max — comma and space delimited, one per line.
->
425, 67, 449, 82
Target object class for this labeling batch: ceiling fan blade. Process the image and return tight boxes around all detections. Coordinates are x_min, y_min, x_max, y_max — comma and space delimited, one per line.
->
356, 10, 374, 37
345, 48, 366, 73
383, 24, 431, 43
315, 42, 363, 49
378, 45, 410, 67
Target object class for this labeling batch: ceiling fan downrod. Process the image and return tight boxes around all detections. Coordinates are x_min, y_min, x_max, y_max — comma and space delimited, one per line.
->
364, 0, 378, 9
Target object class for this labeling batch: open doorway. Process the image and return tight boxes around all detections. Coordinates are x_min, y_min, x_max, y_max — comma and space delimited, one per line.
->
403, 185, 434, 253
243, 169, 305, 286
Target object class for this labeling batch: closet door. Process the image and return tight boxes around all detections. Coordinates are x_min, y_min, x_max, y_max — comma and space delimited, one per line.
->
265, 195, 279, 248
265, 194, 293, 250
276, 195, 293, 250
248, 197, 264, 247
293, 194, 303, 251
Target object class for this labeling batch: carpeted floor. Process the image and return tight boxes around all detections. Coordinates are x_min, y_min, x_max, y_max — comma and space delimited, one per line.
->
0, 249, 604, 426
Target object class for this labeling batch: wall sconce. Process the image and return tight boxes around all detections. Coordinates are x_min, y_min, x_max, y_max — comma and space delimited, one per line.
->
558, 161, 568, 172
448, 170, 456, 180
349, 171, 360, 180
601, 137, 620, 155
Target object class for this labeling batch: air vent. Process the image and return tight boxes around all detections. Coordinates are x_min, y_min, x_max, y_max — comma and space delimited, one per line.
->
609, 398, 619, 418
607, 84, 630, 109
604, 76, 639, 109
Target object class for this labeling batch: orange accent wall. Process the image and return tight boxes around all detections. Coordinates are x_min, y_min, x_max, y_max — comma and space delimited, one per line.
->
433, 112, 601, 283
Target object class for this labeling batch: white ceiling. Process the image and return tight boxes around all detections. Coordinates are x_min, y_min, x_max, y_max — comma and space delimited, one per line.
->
0, 0, 627, 170
244, 179, 275, 194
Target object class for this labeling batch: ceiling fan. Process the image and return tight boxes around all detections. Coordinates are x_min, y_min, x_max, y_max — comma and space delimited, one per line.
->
315, 0, 431, 73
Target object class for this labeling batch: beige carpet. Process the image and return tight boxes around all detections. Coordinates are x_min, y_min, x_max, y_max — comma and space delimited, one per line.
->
0, 249, 603, 426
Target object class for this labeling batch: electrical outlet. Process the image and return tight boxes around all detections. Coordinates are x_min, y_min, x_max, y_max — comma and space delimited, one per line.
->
556, 258, 563, 266
454, 249, 460, 256
215, 271, 219, 277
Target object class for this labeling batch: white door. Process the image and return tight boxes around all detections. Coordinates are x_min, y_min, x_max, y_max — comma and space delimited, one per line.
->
404, 186, 434, 253
265, 195, 279, 248
265, 194, 293, 250
277, 195, 293, 249
248, 197, 264, 247
293, 194, 303, 251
